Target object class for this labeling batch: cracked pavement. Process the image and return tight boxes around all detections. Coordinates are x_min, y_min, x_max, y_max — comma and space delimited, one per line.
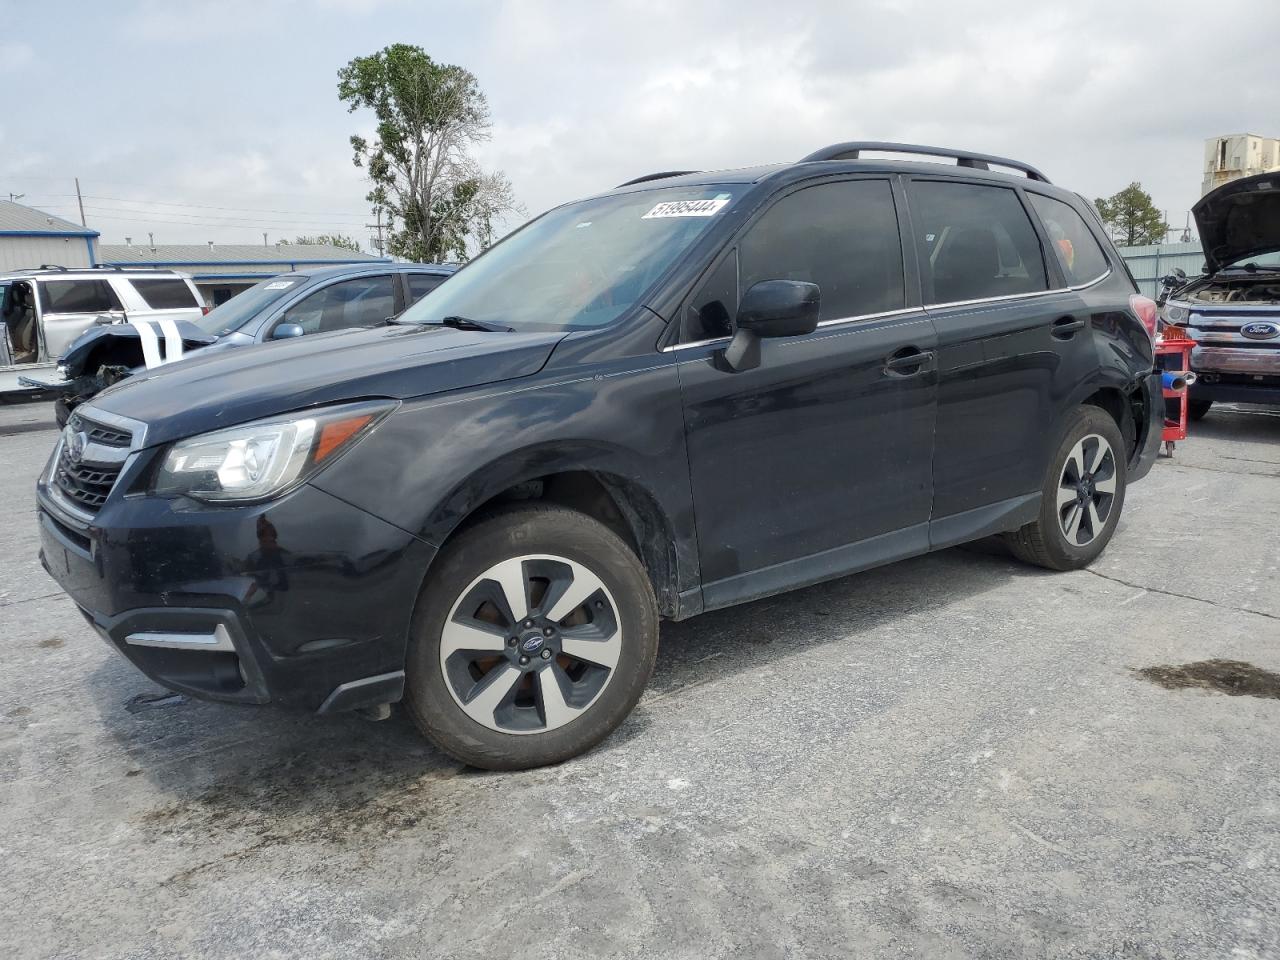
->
1, 401, 1278, 959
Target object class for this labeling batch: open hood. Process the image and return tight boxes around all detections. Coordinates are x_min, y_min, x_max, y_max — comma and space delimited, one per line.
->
1193, 172, 1280, 273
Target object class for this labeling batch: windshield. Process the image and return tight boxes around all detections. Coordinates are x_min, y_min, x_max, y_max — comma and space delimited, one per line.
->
193, 275, 308, 336
398, 184, 747, 332
1225, 250, 1280, 270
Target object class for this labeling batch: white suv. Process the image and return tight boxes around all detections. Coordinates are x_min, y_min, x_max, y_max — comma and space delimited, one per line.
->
0, 267, 204, 396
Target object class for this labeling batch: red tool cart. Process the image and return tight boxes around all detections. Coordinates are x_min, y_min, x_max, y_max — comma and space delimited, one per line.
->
1155, 326, 1195, 457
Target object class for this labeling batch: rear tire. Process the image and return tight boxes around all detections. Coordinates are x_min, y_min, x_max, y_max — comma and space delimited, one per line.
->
404, 504, 658, 770
1005, 406, 1127, 571
1188, 398, 1213, 421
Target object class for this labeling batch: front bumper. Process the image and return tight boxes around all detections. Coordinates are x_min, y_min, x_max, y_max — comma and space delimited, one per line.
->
37, 447, 434, 712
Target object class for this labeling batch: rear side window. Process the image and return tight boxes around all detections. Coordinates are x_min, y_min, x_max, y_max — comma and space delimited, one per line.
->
132, 278, 200, 310
39, 279, 122, 314
910, 182, 1047, 304
738, 179, 905, 322
1027, 193, 1111, 286
406, 273, 446, 302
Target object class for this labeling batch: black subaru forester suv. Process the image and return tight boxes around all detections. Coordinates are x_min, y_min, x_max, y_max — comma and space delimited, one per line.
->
38, 143, 1162, 770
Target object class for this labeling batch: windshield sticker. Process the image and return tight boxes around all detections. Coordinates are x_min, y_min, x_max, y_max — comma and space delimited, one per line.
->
264, 280, 296, 290
642, 197, 730, 220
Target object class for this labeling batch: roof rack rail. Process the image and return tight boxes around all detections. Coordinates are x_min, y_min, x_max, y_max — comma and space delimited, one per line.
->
37, 264, 68, 271
90, 263, 126, 271
800, 142, 1050, 183
616, 170, 700, 188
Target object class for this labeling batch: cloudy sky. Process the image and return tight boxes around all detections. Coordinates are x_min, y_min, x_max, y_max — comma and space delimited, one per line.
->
2, 0, 1275, 252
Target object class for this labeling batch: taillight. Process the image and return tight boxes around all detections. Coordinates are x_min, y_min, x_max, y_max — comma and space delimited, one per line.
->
1129, 294, 1158, 341
201, 306, 210, 316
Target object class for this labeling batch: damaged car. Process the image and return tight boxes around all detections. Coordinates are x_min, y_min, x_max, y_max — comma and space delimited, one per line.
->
1160, 172, 1280, 418
1, 267, 204, 401
53, 261, 457, 424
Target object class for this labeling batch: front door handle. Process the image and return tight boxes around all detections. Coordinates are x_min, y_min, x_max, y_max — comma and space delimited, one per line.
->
883, 347, 935, 376
1052, 315, 1087, 339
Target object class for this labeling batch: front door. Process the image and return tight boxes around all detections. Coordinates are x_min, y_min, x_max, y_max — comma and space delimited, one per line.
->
675, 178, 937, 609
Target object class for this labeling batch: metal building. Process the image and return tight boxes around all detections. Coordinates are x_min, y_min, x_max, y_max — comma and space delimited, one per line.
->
1116, 242, 1206, 298
0, 200, 99, 272
97, 243, 389, 307
1202, 134, 1280, 196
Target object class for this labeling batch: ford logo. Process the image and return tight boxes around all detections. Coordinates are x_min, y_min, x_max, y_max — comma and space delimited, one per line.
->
1241, 321, 1280, 340
521, 635, 545, 654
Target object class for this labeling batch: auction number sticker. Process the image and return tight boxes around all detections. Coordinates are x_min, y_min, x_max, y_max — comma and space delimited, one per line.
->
264, 280, 297, 290
642, 196, 730, 219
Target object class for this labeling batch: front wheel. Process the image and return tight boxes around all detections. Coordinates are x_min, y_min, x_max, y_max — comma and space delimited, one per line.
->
1005, 406, 1128, 571
404, 504, 658, 770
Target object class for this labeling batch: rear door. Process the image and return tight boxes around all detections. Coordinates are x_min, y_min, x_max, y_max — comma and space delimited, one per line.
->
906, 178, 1101, 532
676, 177, 937, 607
37, 278, 125, 359
405, 271, 448, 306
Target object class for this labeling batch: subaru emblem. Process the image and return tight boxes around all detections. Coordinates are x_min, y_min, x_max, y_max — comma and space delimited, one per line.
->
1241, 321, 1279, 340
64, 427, 87, 463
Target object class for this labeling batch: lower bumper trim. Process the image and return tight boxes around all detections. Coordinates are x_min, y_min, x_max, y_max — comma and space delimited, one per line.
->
125, 624, 236, 652
317, 670, 406, 714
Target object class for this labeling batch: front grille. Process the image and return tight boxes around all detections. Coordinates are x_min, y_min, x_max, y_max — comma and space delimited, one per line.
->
52, 413, 135, 515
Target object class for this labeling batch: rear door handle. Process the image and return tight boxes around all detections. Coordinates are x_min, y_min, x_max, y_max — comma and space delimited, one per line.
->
883, 347, 935, 376
1052, 316, 1087, 339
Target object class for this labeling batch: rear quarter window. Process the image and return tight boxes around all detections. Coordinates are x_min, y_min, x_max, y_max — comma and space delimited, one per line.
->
131, 278, 200, 310
38, 279, 122, 314
1026, 193, 1112, 286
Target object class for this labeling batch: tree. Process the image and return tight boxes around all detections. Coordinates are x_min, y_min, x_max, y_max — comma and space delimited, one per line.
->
338, 44, 519, 262
1094, 183, 1168, 247
281, 234, 363, 252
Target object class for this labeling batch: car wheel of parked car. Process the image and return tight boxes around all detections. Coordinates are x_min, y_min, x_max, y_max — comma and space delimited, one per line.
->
404, 504, 659, 770
1005, 406, 1127, 572
1188, 399, 1213, 421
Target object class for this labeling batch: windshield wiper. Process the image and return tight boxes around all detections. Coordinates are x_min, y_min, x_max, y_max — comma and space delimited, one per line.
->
429, 315, 514, 332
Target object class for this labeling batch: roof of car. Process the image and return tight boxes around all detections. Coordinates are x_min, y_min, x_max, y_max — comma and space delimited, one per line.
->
610, 143, 1060, 196
282, 262, 458, 282
0, 266, 193, 280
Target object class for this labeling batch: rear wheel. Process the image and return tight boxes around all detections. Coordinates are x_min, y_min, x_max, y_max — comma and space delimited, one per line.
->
404, 504, 658, 770
1188, 398, 1213, 421
1005, 406, 1127, 571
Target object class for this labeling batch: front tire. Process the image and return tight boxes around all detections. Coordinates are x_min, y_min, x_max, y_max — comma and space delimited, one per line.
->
404, 504, 658, 770
1005, 406, 1127, 571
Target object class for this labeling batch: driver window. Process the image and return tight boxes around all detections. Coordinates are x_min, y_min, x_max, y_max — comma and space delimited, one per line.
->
281, 275, 396, 335
739, 179, 905, 323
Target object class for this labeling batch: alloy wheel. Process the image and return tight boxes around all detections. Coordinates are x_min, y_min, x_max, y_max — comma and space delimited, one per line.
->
439, 554, 623, 734
1056, 433, 1117, 547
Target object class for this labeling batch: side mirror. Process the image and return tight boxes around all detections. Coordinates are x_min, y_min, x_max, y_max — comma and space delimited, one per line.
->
271, 322, 305, 341
722, 280, 820, 372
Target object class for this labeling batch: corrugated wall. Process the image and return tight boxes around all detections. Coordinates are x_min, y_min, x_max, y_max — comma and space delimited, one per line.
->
0, 235, 95, 272
1116, 242, 1206, 297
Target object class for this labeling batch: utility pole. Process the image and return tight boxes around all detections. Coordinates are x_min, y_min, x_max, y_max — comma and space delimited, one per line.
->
365, 206, 386, 256
74, 177, 86, 227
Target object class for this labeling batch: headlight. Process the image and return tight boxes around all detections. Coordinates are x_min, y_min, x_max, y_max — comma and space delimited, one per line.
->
1163, 303, 1188, 324
153, 400, 395, 502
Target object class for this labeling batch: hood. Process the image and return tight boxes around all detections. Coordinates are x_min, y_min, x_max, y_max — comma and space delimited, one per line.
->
1193, 172, 1280, 272
89, 323, 564, 447
60, 320, 217, 377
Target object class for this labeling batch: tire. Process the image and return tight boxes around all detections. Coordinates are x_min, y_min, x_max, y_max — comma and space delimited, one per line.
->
1188, 398, 1213, 422
404, 503, 659, 770
1004, 406, 1128, 571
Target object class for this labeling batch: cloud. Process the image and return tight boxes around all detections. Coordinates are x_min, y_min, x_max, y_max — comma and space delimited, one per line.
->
3, 0, 1278, 248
